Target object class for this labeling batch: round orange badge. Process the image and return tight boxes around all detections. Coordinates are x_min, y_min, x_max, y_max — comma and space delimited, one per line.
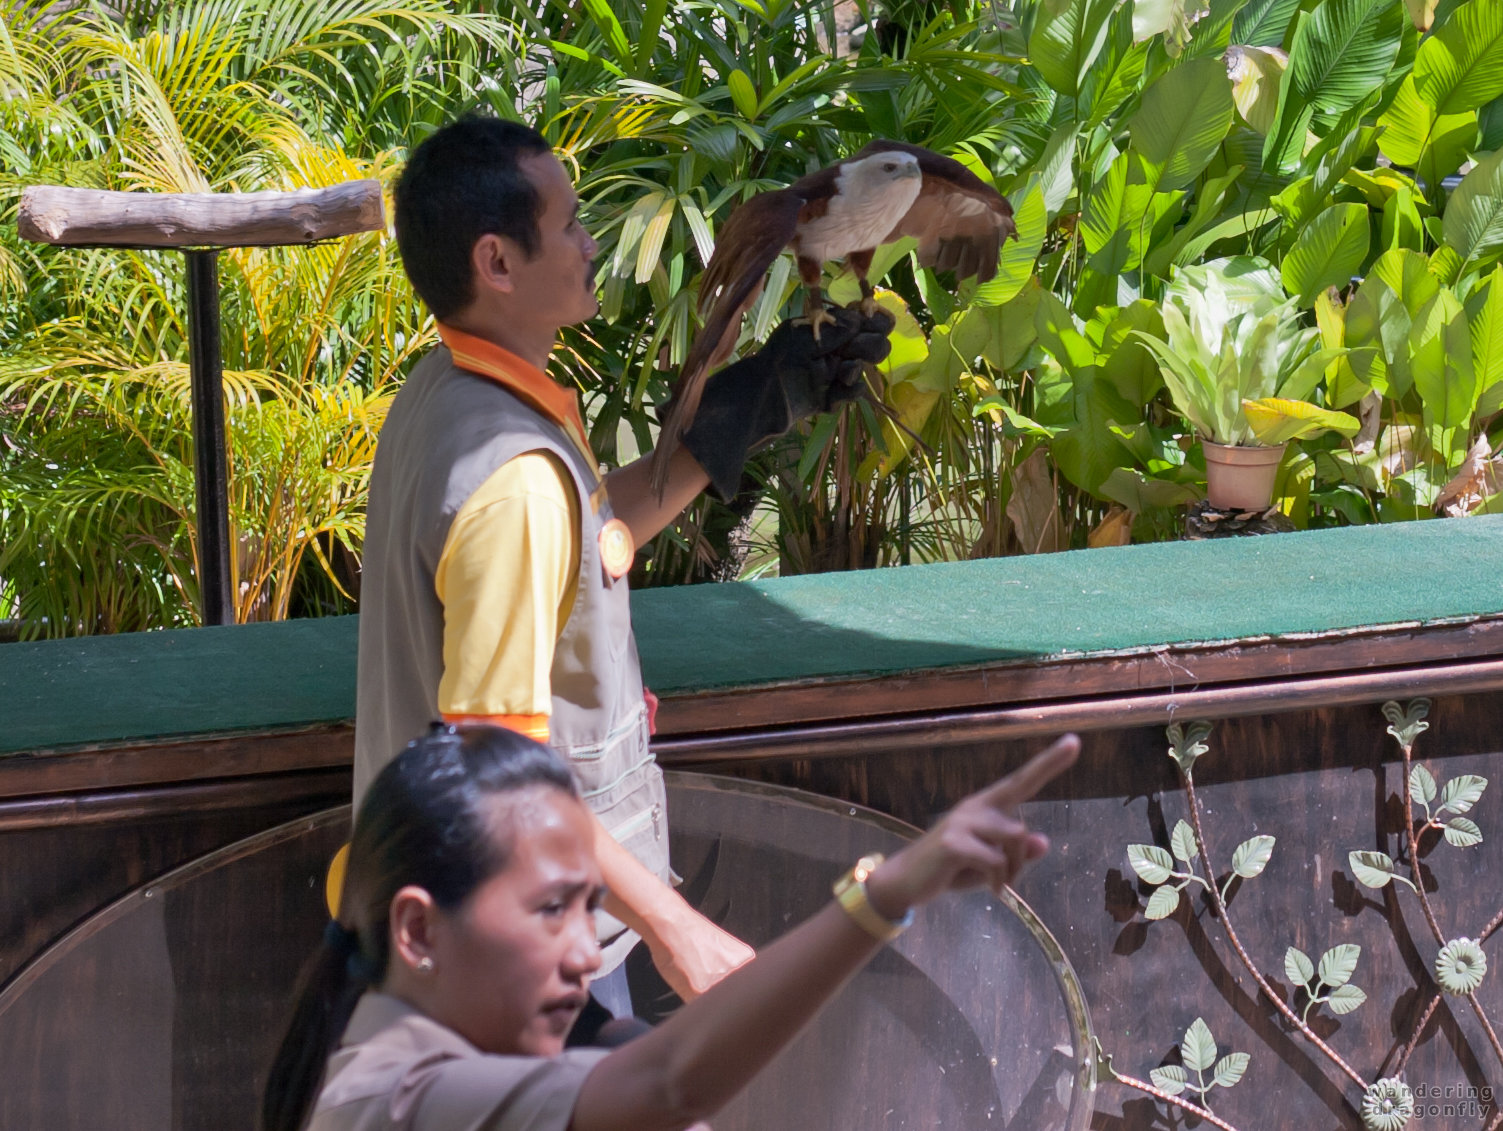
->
599, 518, 634, 579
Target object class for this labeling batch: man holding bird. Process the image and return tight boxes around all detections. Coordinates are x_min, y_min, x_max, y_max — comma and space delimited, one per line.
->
355, 113, 1011, 1036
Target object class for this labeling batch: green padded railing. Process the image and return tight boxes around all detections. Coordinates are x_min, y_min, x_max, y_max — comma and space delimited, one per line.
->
5, 516, 1503, 755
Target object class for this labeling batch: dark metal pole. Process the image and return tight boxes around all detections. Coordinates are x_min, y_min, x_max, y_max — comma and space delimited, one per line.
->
184, 250, 233, 625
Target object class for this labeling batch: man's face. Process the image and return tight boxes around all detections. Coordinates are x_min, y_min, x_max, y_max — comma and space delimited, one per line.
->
503, 151, 599, 332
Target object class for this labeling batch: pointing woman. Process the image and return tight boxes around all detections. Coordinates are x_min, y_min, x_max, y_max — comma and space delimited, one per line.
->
261, 724, 1078, 1131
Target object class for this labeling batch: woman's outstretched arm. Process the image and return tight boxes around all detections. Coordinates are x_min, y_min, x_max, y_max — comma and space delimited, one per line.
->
568, 734, 1080, 1131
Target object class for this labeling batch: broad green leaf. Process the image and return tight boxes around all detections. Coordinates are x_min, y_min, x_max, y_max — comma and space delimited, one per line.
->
1051, 402, 1142, 492
1082, 3, 1152, 128
1145, 165, 1248, 275
1281, 203, 1370, 305
1033, 122, 1078, 217
1233, 0, 1301, 43
1151, 1064, 1189, 1095
1101, 300, 1167, 405
1438, 773, 1488, 813
1035, 290, 1098, 375
1444, 148, 1503, 269
726, 69, 759, 120
1262, 45, 1314, 171
1244, 397, 1361, 444
1327, 983, 1368, 1013
1317, 943, 1361, 988
1130, 56, 1237, 193
1379, 75, 1477, 185
1383, 185, 1425, 253
1099, 467, 1201, 509
971, 179, 1046, 307
1081, 152, 1155, 270
1311, 123, 1382, 203
1272, 175, 1324, 229
1030, 0, 1116, 97
1145, 884, 1182, 918
1182, 1017, 1217, 1072
1469, 268, 1503, 413
1228, 45, 1287, 134
1410, 763, 1438, 805
1285, 945, 1315, 987
1410, 290, 1477, 430
1346, 250, 1441, 399
1443, 816, 1484, 847
1129, 843, 1176, 883
971, 280, 1045, 372
1349, 849, 1401, 888
1171, 819, 1198, 863
1288, 0, 1405, 114
1232, 833, 1276, 878
1414, 0, 1503, 115
1213, 1051, 1250, 1087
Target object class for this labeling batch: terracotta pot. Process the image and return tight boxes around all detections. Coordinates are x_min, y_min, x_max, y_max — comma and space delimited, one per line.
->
1202, 440, 1287, 510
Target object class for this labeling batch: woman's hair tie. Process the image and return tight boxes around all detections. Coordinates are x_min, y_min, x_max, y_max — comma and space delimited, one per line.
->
324, 921, 380, 983
322, 919, 359, 955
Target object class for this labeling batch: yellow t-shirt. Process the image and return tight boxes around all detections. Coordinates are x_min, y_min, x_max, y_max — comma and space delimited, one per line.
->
433, 450, 580, 743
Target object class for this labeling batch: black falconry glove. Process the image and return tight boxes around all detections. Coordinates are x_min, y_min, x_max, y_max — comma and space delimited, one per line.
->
676, 306, 896, 502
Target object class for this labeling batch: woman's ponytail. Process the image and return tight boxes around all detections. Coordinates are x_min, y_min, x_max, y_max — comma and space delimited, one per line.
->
260, 920, 381, 1131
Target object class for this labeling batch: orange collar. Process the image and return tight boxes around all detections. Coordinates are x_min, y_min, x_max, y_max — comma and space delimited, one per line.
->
437, 323, 595, 462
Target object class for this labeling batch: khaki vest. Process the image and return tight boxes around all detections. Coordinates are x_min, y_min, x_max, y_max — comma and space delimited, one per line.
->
355, 347, 668, 971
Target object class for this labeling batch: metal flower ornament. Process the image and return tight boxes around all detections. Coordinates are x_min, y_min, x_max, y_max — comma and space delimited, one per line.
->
1102, 701, 1498, 1131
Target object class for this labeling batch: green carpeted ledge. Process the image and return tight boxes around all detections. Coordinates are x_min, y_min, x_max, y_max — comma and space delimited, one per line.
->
4, 516, 1503, 755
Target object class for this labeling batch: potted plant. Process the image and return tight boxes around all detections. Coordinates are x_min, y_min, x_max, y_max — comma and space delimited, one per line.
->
1134, 257, 1359, 511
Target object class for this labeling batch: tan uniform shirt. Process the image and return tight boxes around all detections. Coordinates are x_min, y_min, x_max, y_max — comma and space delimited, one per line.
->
310, 994, 608, 1131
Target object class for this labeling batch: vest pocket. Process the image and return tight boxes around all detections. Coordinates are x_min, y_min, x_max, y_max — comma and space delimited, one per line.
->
589, 756, 671, 881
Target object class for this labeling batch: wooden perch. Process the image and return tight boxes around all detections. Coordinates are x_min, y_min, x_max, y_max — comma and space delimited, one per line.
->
18, 180, 385, 249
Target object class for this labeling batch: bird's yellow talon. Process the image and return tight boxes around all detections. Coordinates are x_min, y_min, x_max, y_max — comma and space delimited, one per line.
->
798, 307, 838, 341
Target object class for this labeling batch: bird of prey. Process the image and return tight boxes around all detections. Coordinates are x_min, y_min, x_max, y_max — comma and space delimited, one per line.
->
652, 139, 1016, 492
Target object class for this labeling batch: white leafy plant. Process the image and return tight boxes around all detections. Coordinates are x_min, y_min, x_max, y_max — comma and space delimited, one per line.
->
1149, 1017, 1250, 1110
1134, 256, 1358, 446
1128, 819, 1275, 919
1285, 943, 1368, 1023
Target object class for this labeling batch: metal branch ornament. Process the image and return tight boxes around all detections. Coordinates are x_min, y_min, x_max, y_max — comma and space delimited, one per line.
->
651, 140, 1016, 491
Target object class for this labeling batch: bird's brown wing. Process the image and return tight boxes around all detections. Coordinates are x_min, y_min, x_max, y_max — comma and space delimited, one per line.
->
651, 188, 804, 496
855, 139, 1017, 285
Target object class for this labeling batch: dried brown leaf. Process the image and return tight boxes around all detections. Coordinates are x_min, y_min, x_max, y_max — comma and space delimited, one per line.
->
1006, 446, 1066, 554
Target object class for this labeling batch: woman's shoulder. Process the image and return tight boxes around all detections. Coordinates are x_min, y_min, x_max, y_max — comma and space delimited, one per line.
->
309, 994, 607, 1131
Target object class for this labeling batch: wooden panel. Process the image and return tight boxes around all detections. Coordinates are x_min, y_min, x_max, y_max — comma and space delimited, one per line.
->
0, 770, 348, 986
667, 692, 1503, 1130
0, 727, 350, 801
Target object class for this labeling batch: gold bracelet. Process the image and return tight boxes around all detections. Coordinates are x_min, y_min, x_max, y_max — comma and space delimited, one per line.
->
833, 853, 914, 942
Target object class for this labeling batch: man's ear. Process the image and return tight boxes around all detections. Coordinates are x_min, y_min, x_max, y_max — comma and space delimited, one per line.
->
470, 232, 517, 297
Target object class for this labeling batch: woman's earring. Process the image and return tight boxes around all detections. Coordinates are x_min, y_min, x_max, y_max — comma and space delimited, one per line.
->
416, 956, 435, 974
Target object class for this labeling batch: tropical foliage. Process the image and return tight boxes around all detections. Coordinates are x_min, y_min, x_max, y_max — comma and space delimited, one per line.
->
4, 0, 1503, 636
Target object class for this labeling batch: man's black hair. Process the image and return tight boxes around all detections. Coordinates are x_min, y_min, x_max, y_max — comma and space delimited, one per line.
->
393, 115, 553, 321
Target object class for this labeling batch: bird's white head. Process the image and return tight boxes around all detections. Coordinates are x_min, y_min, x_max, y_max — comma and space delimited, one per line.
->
840, 150, 923, 207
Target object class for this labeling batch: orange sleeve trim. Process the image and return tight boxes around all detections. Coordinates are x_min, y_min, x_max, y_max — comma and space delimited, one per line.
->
441, 713, 551, 742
